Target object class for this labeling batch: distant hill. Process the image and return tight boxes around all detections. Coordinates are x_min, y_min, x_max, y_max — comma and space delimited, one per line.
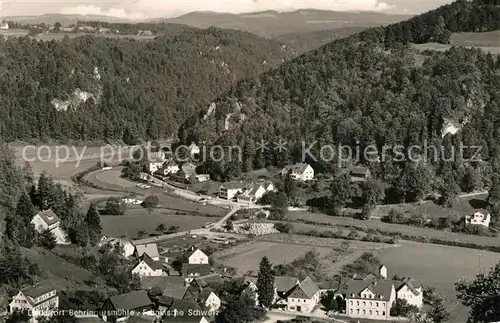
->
162, 9, 412, 38
3, 13, 134, 25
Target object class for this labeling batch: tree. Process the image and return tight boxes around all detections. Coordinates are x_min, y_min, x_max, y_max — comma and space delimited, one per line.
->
104, 198, 125, 215
5, 310, 31, 323
361, 179, 385, 206
487, 173, 500, 206
137, 230, 147, 238
320, 291, 339, 311
84, 204, 102, 245
390, 298, 419, 317
167, 225, 180, 233
224, 219, 234, 231
141, 195, 159, 213
330, 173, 354, 208
256, 256, 275, 308
215, 294, 266, 323
427, 295, 450, 323
38, 229, 57, 250
283, 172, 297, 200
156, 224, 165, 232
274, 222, 293, 233
455, 261, 500, 323
440, 175, 461, 207
461, 166, 482, 193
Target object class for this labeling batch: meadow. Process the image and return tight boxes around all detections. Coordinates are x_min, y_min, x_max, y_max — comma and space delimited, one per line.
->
413, 31, 500, 54
376, 241, 500, 323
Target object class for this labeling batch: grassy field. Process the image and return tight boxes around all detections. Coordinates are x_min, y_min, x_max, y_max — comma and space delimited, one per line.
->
286, 209, 500, 247
413, 31, 500, 54
376, 241, 500, 323
371, 193, 488, 219
0, 29, 156, 41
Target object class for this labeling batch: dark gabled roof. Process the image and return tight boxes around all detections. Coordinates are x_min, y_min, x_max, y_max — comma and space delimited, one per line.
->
221, 182, 248, 190
351, 166, 370, 176
182, 264, 212, 277
298, 277, 319, 299
284, 163, 310, 174
109, 290, 153, 310
162, 299, 205, 322
160, 277, 188, 299
135, 243, 160, 260
393, 277, 421, 296
140, 253, 163, 270
36, 209, 60, 226
193, 275, 223, 288
274, 276, 299, 293
346, 279, 394, 302
21, 280, 56, 299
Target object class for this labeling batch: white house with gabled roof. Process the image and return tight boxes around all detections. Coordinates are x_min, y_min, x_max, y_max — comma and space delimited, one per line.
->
31, 209, 69, 245
9, 280, 58, 323
281, 163, 314, 181
134, 243, 160, 261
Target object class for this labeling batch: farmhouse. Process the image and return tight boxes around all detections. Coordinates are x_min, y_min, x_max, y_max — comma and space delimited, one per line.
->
0, 21, 9, 29
148, 151, 167, 173
180, 162, 198, 179
465, 209, 491, 227
9, 280, 58, 323
220, 182, 248, 200
243, 275, 320, 313
132, 253, 164, 278
134, 243, 160, 261
188, 142, 201, 158
101, 290, 154, 322
195, 174, 211, 182
157, 160, 180, 176
185, 246, 210, 264
281, 163, 314, 181
30, 209, 69, 245
99, 236, 135, 257
182, 264, 213, 283
157, 298, 210, 323
182, 285, 221, 312
236, 183, 267, 204
350, 166, 371, 181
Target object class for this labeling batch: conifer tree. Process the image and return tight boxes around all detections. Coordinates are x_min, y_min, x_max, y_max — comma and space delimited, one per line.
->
256, 256, 275, 308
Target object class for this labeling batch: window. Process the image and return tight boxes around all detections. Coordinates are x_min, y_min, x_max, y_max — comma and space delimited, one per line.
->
376, 311, 379, 315
304, 300, 306, 303
363, 310, 366, 314
382, 311, 386, 316
350, 309, 353, 314
357, 301, 359, 306
369, 310, 372, 315
376, 302, 379, 307
357, 309, 360, 314
350, 301, 353, 305
370, 302, 372, 306
363, 302, 366, 306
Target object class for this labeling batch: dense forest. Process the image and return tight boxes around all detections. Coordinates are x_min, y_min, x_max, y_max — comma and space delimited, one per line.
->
177, 0, 500, 196
0, 27, 294, 142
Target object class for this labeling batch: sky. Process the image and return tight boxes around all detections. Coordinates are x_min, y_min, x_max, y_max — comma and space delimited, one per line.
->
0, 0, 453, 19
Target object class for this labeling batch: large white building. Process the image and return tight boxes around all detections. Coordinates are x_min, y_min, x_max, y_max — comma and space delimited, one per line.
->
345, 265, 423, 321
281, 163, 314, 181
465, 210, 491, 228
30, 209, 69, 245
185, 247, 210, 265
99, 236, 135, 258
9, 281, 59, 323
132, 254, 164, 278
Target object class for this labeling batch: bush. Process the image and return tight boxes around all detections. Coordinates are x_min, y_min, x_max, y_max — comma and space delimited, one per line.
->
275, 222, 294, 233
142, 195, 160, 210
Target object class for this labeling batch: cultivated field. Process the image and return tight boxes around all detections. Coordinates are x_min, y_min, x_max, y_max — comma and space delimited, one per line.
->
0, 29, 156, 41
215, 234, 391, 275
376, 241, 500, 323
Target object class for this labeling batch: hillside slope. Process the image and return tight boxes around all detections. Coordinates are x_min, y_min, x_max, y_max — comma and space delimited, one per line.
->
0, 27, 294, 142
181, 0, 500, 182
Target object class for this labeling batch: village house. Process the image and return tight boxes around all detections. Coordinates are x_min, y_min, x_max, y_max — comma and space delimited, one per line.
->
281, 163, 314, 181
101, 290, 154, 322
219, 182, 248, 200
157, 159, 180, 176
30, 209, 69, 245
182, 264, 213, 283
9, 281, 59, 323
243, 275, 320, 313
465, 209, 491, 227
99, 27, 111, 33
157, 298, 210, 323
182, 285, 221, 312
0, 21, 9, 30
99, 236, 135, 257
350, 166, 372, 182
134, 243, 160, 261
188, 142, 201, 158
132, 253, 165, 278
195, 174, 211, 182
59, 26, 75, 32
180, 162, 198, 179
236, 183, 268, 204
185, 246, 210, 264
261, 180, 276, 192
345, 265, 423, 321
